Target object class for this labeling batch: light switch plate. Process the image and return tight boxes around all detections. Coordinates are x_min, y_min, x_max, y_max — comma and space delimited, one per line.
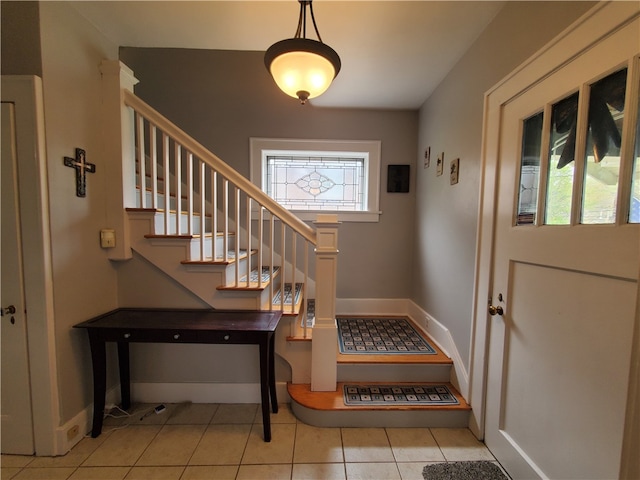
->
100, 229, 116, 248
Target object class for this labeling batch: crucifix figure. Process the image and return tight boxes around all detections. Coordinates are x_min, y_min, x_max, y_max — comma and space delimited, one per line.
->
64, 148, 95, 197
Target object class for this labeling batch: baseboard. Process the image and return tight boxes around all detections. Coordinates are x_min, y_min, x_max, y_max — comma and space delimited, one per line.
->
131, 381, 289, 405
335, 298, 469, 400
406, 301, 469, 399
336, 298, 410, 316
55, 385, 121, 456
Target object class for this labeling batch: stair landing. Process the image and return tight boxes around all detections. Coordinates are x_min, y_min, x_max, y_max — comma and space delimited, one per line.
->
288, 382, 470, 428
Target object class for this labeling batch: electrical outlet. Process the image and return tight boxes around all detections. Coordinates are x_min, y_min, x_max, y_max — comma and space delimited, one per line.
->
67, 425, 79, 441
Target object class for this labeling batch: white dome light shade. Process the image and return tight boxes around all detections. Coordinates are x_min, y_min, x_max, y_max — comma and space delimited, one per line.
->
270, 51, 335, 100
265, 38, 341, 104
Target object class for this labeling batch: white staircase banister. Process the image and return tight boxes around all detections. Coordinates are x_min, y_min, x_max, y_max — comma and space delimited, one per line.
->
123, 90, 317, 245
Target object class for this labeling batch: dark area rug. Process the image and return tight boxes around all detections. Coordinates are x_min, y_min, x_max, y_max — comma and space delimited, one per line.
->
337, 317, 436, 354
422, 461, 509, 480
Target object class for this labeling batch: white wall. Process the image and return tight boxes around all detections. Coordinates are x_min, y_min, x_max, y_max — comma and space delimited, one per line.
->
39, 2, 121, 423
413, 1, 596, 372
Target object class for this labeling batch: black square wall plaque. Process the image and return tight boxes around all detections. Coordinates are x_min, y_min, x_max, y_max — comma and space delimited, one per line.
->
387, 165, 410, 193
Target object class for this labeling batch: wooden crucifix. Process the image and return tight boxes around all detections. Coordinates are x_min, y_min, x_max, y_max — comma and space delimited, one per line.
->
64, 148, 95, 197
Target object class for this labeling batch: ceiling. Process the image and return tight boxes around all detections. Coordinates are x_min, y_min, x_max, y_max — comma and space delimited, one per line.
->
70, 1, 505, 110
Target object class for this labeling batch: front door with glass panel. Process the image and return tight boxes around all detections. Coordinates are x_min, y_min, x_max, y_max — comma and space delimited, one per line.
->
484, 10, 639, 480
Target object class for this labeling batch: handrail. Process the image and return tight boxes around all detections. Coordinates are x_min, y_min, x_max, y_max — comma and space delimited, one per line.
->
124, 90, 317, 245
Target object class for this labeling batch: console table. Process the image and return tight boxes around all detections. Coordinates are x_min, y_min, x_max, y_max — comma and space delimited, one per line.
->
74, 308, 282, 442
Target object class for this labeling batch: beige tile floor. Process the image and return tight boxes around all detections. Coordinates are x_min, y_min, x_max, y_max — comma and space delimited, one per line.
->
1, 403, 504, 480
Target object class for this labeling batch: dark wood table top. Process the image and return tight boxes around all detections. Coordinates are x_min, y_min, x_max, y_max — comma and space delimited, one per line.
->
74, 308, 282, 333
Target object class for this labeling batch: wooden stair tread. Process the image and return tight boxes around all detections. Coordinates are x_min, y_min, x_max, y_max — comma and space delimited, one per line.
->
145, 234, 194, 239
337, 350, 452, 365
288, 382, 470, 411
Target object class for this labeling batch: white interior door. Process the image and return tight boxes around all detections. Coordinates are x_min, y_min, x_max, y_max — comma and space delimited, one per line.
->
1, 101, 35, 455
483, 10, 639, 480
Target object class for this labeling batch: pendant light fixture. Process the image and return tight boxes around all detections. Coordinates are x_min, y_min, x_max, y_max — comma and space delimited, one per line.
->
265, 0, 341, 104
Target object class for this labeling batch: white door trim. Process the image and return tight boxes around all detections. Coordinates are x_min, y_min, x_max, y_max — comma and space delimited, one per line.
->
2, 75, 60, 456
468, 0, 640, 442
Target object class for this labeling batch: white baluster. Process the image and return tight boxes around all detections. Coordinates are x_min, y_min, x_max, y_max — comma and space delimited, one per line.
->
211, 170, 218, 261
136, 113, 146, 208
186, 152, 193, 236
199, 161, 206, 261
222, 179, 229, 263
174, 142, 181, 235
303, 242, 309, 338
257, 206, 264, 289
162, 132, 170, 235
150, 124, 158, 210
234, 186, 240, 287
269, 214, 275, 310
246, 195, 252, 288
280, 222, 286, 311
291, 231, 296, 314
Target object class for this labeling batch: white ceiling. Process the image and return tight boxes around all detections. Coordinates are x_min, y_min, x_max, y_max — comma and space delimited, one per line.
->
70, 1, 505, 109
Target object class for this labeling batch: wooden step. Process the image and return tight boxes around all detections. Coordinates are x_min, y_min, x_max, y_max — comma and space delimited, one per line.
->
288, 382, 470, 428
337, 347, 452, 365
217, 267, 281, 291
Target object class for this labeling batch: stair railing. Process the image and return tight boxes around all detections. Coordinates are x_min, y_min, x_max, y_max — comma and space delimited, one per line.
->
123, 91, 323, 332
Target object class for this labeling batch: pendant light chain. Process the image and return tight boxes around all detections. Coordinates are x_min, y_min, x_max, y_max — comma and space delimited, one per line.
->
308, 2, 324, 43
295, 1, 304, 38
294, 1, 324, 43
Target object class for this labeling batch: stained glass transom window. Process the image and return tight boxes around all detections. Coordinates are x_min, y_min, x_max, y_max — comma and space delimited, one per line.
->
265, 155, 366, 211
250, 138, 381, 222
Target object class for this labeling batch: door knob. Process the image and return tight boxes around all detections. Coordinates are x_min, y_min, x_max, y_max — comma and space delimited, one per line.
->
488, 304, 504, 316
1, 305, 16, 324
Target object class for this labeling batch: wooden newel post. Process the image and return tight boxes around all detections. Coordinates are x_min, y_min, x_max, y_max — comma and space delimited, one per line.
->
312, 214, 340, 391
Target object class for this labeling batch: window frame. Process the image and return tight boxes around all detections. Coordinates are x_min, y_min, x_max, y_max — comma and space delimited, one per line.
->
250, 137, 382, 222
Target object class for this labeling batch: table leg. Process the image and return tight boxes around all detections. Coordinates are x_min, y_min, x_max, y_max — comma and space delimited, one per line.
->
268, 333, 278, 414
88, 333, 106, 438
259, 339, 271, 442
117, 342, 131, 410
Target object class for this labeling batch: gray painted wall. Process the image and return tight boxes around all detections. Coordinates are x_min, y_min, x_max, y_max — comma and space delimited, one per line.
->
414, 1, 596, 371
119, 47, 419, 300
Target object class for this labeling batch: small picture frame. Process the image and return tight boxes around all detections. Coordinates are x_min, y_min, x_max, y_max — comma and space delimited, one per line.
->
450, 158, 460, 185
424, 147, 431, 169
436, 152, 444, 176
387, 165, 410, 193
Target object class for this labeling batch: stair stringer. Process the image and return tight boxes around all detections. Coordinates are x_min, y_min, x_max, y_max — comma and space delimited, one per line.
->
128, 210, 269, 309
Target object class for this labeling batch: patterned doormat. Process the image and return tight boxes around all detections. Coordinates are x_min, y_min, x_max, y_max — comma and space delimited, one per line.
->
343, 384, 459, 406
337, 317, 436, 354
422, 461, 509, 480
